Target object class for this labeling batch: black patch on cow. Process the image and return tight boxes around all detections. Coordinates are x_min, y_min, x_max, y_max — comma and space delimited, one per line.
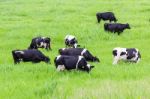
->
126, 48, 136, 59
120, 52, 126, 56
112, 50, 117, 56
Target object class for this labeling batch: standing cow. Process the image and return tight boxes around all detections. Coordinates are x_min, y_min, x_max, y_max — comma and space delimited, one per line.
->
65, 35, 80, 48
28, 36, 51, 50
104, 23, 131, 35
59, 48, 100, 62
96, 12, 117, 23
112, 47, 141, 65
12, 49, 50, 64
54, 55, 94, 73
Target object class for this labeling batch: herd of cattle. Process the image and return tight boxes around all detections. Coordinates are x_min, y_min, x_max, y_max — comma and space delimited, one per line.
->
12, 12, 141, 73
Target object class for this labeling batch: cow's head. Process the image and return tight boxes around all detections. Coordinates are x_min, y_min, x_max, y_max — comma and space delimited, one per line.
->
126, 23, 131, 29
44, 38, 51, 50
87, 64, 95, 73
114, 18, 117, 22
111, 16, 117, 22
93, 56, 100, 62
44, 57, 50, 64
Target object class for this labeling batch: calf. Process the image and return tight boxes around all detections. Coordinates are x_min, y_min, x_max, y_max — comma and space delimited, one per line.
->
96, 12, 117, 23
104, 23, 131, 35
112, 47, 141, 65
28, 36, 51, 50
59, 48, 100, 62
65, 35, 80, 48
12, 49, 50, 64
54, 55, 94, 72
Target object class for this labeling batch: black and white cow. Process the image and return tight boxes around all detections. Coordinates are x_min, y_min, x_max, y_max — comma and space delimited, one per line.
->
12, 49, 50, 64
65, 35, 80, 48
28, 36, 51, 50
54, 55, 94, 73
104, 23, 131, 35
96, 12, 117, 23
112, 47, 141, 65
59, 48, 100, 62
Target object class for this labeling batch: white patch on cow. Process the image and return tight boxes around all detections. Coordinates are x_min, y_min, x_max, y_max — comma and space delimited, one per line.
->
136, 58, 140, 63
62, 48, 66, 50
81, 49, 87, 56
112, 47, 127, 65
76, 56, 83, 69
87, 64, 91, 69
74, 43, 78, 48
65, 35, 75, 41
57, 65, 65, 71
56, 55, 61, 60
39, 42, 47, 48
42, 37, 46, 39
15, 51, 24, 54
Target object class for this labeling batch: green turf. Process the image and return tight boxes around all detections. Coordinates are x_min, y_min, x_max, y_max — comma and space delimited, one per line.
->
0, 0, 150, 98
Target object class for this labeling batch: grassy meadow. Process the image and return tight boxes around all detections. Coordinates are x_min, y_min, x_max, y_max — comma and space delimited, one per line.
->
0, 0, 150, 98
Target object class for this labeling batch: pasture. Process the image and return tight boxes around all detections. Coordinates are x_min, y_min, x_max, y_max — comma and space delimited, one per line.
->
0, 0, 150, 98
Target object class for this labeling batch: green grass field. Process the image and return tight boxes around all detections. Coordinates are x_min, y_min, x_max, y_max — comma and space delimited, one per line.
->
0, 0, 150, 98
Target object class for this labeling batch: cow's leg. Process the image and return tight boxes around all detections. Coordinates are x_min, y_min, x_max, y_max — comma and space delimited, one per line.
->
109, 20, 111, 23
14, 59, 20, 64
118, 32, 121, 35
57, 65, 65, 71
97, 16, 101, 23
48, 44, 52, 50
113, 56, 119, 65
136, 57, 140, 63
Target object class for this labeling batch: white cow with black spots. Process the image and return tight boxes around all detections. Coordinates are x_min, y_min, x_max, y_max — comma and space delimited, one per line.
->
112, 47, 141, 65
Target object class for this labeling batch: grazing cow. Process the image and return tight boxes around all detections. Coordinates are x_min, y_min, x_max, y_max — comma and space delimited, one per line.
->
12, 49, 50, 64
96, 12, 117, 23
54, 55, 94, 73
104, 23, 131, 35
28, 36, 51, 50
65, 35, 80, 48
59, 48, 100, 62
112, 47, 141, 65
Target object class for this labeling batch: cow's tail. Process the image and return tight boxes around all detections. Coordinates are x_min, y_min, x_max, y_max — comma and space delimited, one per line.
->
138, 51, 141, 59
12, 50, 17, 64
54, 57, 58, 68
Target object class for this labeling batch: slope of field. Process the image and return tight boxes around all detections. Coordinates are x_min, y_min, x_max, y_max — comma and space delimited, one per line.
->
0, 0, 150, 98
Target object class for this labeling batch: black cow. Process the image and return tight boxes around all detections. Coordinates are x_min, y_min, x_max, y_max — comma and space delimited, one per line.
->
104, 23, 131, 35
59, 48, 100, 62
54, 55, 94, 73
28, 36, 51, 50
96, 12, 117, 23
12, 49, 50, 64
65, 35, 80, 48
